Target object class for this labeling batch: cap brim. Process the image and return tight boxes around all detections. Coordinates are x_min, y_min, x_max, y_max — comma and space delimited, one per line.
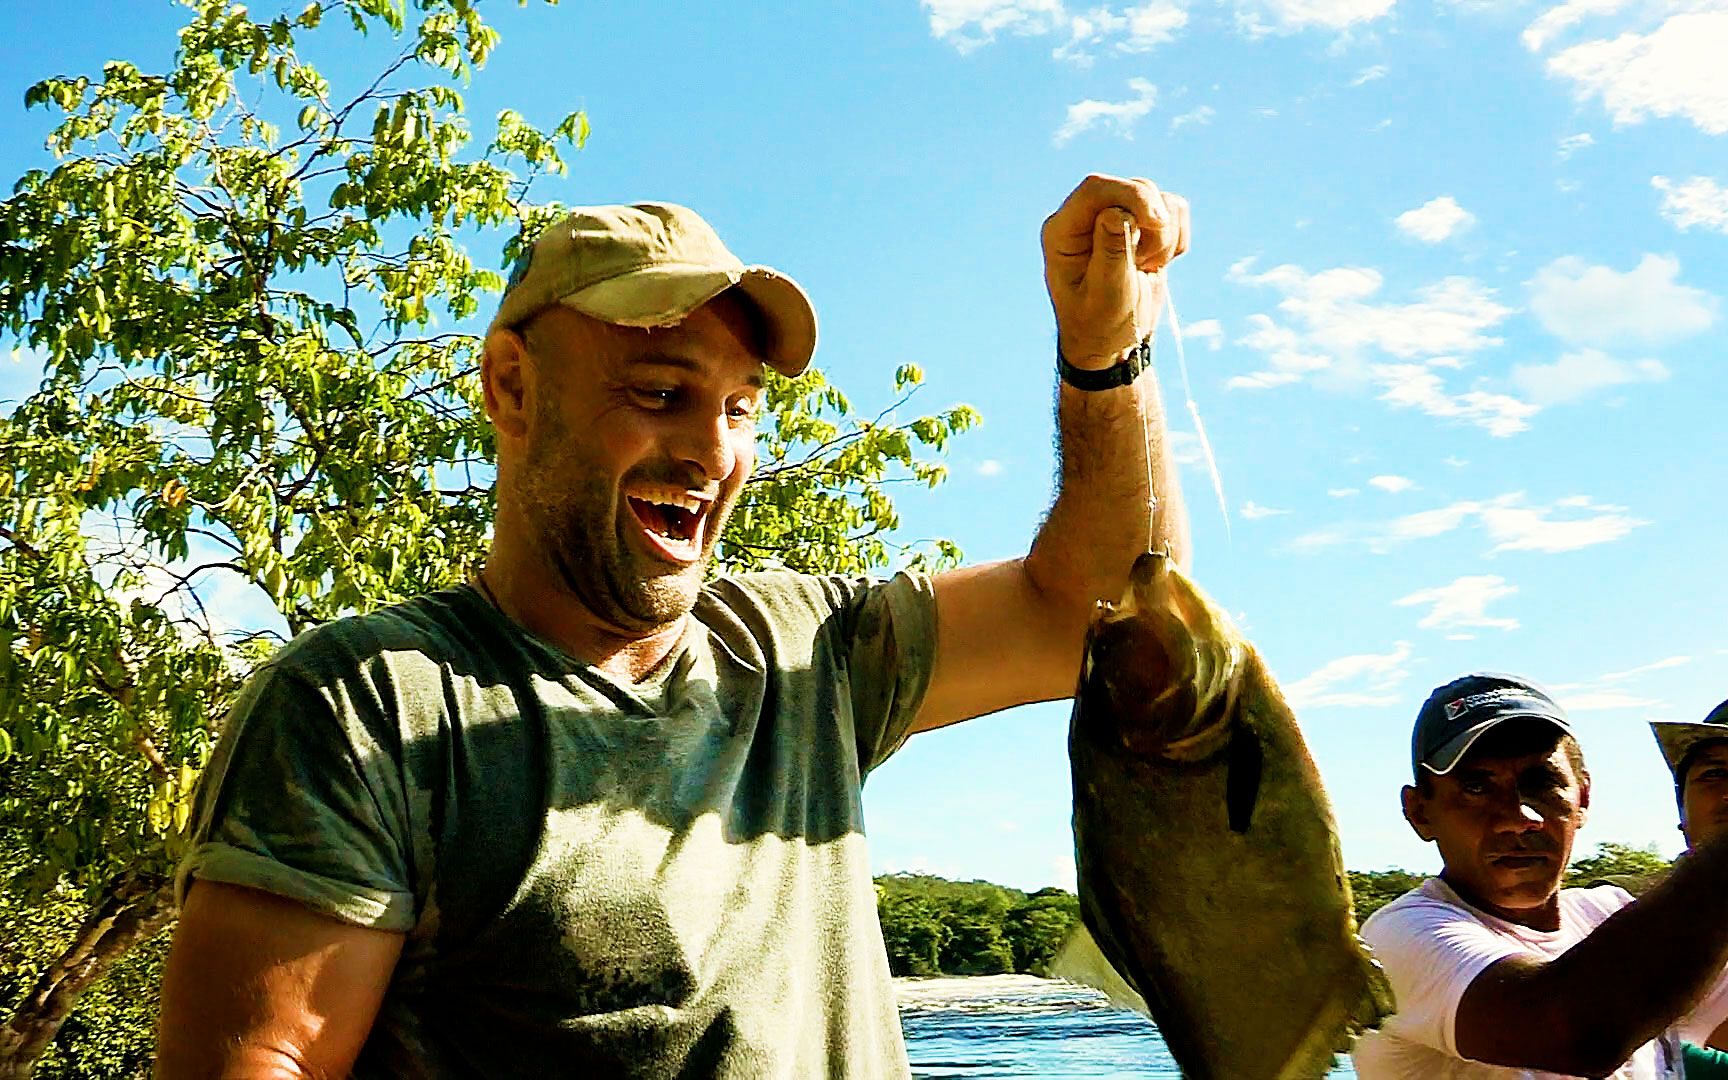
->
1422, 712, 1573, 775
562, 264, 818, 378
1651, 722, 1728, 778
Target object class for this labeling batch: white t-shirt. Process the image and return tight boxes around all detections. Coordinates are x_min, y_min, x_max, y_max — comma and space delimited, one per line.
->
1352, 877, 1680, 1079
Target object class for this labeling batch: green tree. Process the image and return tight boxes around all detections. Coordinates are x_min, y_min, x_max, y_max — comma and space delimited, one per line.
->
1348, 868, 1424, 923
877, 892, 951, 977
0, 1, 976, 1073
1565, 842, 1672, 892
1003, 889, 1080, 976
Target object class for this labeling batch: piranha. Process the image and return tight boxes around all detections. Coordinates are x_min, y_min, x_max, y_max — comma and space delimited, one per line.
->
1051, 551, 1393, 1079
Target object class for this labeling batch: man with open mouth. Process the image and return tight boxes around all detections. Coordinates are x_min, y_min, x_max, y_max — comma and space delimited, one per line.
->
1353, 674, 1728, 1079
155, 175, 1194, 1077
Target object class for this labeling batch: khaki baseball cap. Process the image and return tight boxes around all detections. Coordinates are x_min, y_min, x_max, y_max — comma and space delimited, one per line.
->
487, 202, 818, 377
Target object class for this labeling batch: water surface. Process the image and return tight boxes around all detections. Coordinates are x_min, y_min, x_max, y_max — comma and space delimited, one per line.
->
898, 975, 1359, 1078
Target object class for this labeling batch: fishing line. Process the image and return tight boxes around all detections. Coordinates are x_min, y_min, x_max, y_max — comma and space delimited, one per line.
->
1163, 280, 1231, 542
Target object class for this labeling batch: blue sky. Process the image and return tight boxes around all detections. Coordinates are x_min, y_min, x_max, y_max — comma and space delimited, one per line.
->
3, 0, 1726, 891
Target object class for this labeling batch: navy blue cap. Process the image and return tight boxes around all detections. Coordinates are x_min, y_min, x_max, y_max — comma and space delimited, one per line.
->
1414, 672, 1573, 776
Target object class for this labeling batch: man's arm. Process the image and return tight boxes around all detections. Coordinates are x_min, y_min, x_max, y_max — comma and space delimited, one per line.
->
911, 174, 1191, 734
1455, 835, 1728, 1076
155, 880, 404, 1079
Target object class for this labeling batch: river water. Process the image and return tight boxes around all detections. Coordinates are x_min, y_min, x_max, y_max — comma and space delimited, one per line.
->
897, 975, 1359, 1078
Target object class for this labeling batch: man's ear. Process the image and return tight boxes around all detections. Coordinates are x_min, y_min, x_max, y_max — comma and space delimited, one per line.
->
482, 327, 532, 441
1578, 774, 1591, 821
1402, 784, 1435, 842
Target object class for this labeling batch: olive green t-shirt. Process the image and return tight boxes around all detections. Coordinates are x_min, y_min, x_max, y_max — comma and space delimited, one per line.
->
175, 570, 939, 1078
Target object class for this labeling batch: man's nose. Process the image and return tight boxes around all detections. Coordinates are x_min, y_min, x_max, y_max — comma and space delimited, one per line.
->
1494, 795, 1546, 832
673, 408, 737, 482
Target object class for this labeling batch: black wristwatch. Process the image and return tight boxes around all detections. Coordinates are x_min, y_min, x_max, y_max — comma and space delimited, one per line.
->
1058, 336, 1152, 391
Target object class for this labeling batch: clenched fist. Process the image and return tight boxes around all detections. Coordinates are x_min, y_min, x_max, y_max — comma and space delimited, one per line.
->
1042, 174, 1190, 371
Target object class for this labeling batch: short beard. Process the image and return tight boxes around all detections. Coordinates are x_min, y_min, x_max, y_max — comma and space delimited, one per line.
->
515, 405, 730, 633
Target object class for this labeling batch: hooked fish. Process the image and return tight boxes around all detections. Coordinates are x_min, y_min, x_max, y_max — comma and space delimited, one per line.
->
1052, 552, 1392, 1079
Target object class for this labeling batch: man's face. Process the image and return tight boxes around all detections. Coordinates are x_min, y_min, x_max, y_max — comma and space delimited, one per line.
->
1681, 743, 1728, 849
1403, 723, 1589, 922
503, 296, 766, 633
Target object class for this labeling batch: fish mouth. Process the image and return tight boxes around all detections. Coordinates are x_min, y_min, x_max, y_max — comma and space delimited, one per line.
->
1087, 553, 1244, 761
625, 491, 714, 564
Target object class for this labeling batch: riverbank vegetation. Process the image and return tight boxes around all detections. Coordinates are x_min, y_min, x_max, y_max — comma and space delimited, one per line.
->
876, 842, 1672, 979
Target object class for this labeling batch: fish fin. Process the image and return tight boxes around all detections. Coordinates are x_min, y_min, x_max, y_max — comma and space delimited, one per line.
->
1047, 923, 1152, 1017
1225, 719, 1263, 834
1272, 951, 1398, 1080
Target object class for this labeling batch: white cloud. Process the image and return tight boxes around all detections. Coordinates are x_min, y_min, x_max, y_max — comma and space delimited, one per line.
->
1351, 64, 1389, 86
1444, 456, 1468, 467
1055, 78, 1158, 145
1396, 196, 1477, 243
1557, 132, 1596, 158
1653, 175, 1728, 234
1370, 363, 1539, 438
1234, 0, 1396, 37
1167, 429, 1205, 466
1529, 254, 1717, 347
922, 0, 1068, 51
1241, 500, 1291, 519
1294, 492, 1647, 555
1183, 318, 1224, 350
1169, 105, 1216, 132
923, 0, 1190, 58
977, 459, 1004, 476
1285, 641, 1413, 709
1369, 474, 1416, 493
1225, 262, 1525, 433
1602, 654, 1691, 681
1558, 689, 1663, 711
1529, 8, 1728, 136
1329, 487, 1361, 498
1509, 348, 1669, 405
1522, 0, 1635, 53
1230, 259, 1514, 362
1396, 574, 1520, 632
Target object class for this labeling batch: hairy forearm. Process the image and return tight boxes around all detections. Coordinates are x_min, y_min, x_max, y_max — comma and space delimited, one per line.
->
1025, 359, 1190, 615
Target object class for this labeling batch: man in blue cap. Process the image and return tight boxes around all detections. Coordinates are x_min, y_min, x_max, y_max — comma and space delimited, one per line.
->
1353, 674, 1728, 1079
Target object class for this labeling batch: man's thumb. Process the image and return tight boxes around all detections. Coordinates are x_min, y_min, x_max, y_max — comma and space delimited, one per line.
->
1090, 208, 1134, 273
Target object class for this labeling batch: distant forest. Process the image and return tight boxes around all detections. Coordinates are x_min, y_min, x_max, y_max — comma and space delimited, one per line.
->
875, 842, 1669, 978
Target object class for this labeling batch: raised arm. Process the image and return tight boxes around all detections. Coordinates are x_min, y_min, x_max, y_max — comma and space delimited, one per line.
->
155, 880, 404, 1079
912, 174, 1191, 734
1456, 833, 1728, 1076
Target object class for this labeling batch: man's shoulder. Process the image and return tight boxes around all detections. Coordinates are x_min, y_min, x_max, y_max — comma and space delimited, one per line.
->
1557, 882, 1638, 923
270, 585, 485, 683
702, 568, 931, 630
1360, 878, 1453, 942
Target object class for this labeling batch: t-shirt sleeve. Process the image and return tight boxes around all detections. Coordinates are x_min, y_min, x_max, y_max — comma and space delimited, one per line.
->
1363, 897, 1527, 1057
174, 657, 417, 932
822, 571, 939, 775
1678, 960, 1728, 1044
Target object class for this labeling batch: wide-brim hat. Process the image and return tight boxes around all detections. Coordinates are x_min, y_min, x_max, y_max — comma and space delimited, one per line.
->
488, 202, 818, 377
1651, 699, 1728, 782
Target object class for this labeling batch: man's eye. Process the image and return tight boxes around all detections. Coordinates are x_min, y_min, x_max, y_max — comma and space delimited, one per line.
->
1461, 781, 1489, 796
729, 399, 759, 420
634, 387, 677, 407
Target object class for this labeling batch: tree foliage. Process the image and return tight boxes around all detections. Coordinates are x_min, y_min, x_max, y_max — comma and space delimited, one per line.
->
1347, 868, 1425, 923
0, 1, 976, 1073
1564, 841, 1672, 892
874, 875, 1081, 979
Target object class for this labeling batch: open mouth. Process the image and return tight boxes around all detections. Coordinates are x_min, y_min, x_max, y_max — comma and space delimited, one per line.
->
627, 494, 711, 562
